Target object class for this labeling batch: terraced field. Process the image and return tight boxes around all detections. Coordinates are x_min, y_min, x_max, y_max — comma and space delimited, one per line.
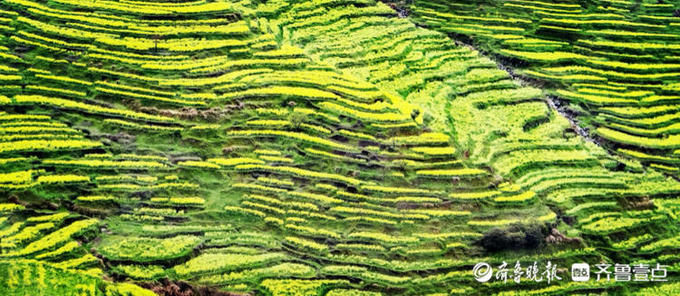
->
0, 0, 679, 295
410, 0, 680, 173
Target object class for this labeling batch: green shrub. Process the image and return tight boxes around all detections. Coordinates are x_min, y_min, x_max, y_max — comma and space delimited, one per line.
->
480, 223, 547, 252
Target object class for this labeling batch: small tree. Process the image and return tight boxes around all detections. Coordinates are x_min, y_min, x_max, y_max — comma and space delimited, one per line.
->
288, 110, 306, 130
152, 34, 161, 52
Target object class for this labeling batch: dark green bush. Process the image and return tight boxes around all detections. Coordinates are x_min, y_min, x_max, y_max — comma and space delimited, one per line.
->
480, 222, 547, 252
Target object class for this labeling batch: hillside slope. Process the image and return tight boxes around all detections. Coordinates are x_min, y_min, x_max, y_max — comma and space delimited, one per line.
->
0, 0, 679, 295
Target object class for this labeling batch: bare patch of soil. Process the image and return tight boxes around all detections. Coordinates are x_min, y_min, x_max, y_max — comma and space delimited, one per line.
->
141, 279, 252, 296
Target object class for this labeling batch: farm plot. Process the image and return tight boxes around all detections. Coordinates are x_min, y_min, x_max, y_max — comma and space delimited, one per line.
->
0, 0, 678, 295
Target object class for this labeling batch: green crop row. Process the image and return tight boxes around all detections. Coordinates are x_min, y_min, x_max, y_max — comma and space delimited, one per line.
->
173, 252, 288, 277
97, 235, 201, 262
197, 262, 316, 285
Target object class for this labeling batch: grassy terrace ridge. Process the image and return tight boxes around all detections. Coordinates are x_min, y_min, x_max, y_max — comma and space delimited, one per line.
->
0, 0, 679, 295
